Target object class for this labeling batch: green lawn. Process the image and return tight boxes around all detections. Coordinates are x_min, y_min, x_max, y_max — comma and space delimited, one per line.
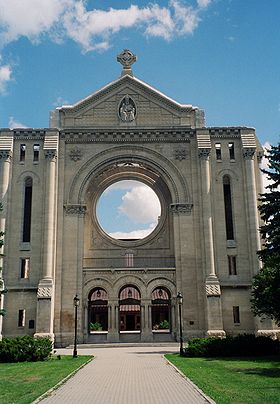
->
165, 354, 280, 404
0, 355, 92, 404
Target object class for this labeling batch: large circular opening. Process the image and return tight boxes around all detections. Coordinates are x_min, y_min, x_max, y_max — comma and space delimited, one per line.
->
96, 180, 161, 241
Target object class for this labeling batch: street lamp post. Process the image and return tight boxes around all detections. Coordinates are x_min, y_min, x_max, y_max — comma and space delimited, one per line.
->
73, 294, 80, 358
177, 292, 184, 356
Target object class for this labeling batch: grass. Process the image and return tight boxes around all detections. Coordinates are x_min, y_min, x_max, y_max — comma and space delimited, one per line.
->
0, 355, 93, 404
165, 354, 280, 404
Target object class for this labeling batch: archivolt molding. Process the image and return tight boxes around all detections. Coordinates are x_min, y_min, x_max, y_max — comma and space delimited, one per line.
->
16, 170, 41, 185
112, 275, 147, 298
83, 277, 113, 298
146, 277, 176, 297
67, 145, 190, 205
215, 168, 239, 183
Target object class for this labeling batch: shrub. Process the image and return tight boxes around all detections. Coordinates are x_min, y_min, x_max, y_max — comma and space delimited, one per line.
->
159, 320, 170, 329
0, 336, 52, 362
185, 334, 280, 357
90, 322, 103, 331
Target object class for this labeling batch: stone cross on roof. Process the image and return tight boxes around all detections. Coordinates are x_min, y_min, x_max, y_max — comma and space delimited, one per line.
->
117, 49, 137, 77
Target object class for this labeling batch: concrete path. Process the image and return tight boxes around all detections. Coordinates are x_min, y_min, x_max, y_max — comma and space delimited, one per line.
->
40, 345, 214, 404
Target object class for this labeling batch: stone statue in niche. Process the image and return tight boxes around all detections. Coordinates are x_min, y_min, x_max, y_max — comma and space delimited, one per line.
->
119, 95, 136, 122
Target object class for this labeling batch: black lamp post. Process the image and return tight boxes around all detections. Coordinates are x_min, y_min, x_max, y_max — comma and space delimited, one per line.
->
177, 292, 184, 356
73, 294, 80, 358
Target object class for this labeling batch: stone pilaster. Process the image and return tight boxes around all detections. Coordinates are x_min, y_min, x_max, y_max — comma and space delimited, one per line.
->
35, 134, 59, 341
0, 135, 13, 341
197, 131, 225, 336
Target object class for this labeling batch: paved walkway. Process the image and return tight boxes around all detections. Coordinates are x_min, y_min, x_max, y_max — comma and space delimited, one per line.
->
40, 345, 214, 404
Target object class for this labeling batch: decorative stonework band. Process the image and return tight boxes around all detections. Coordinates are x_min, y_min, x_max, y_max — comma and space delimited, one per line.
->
170, 203, 193, 215
64, 204, 87, 216
37, 287, 52, 299
205, 284, 221, 296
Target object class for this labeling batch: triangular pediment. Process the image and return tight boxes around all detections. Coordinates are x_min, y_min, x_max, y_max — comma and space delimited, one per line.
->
56, 75, 204, 129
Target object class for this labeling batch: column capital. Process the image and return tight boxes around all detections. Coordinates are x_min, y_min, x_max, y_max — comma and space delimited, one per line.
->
243, 148, 255, 159
44, 150, 57, 161
198, 148, 211, 159
0, 150, 12, 161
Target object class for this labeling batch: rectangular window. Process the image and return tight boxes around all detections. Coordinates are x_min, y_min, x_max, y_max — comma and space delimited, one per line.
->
125, 253, 134, 268
228, 255, 237, 275
18, 309, 25, 327
20, 144, 26, 162
233, 306, 240, 324
33, 144, 40, 162
29, 320, 35, 329
20, 258, 30, 279
229, 142, 235, 160
215, 143, 222, 160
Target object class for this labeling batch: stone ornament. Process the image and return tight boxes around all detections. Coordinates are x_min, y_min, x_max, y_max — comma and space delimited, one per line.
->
205, 284, 221, 296
198, 148, 211, 159
170, 203, 193, 215
119, 95, 136, 122
64, 204, 87, 216
0, 150, 12, 160
37, 287, 52, 299
44, 150, 57, 160
174, 149, 187, 161
243, 148, 255, 159
69, 147, 83, 162
117, 49, 137, 69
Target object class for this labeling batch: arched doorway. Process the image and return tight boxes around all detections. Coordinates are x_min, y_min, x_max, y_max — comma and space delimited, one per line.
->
119, 286, 141, 331
88, 288, 108, 332
151, 287, 171, 332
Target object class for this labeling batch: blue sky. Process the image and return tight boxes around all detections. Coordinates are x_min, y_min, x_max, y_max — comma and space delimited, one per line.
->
0, 0, 279, 237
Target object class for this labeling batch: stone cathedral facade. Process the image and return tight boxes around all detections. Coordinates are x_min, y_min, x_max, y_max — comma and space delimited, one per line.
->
0, 51, 278, 346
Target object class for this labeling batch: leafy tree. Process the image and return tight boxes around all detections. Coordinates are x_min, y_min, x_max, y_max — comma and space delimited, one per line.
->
251, 143, 280, 324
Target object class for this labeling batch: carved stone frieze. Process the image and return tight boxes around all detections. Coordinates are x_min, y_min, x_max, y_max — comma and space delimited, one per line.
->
205, 284, 221, 296
37, 286, 52, 299
170, 203, 193, 215
69, 147, 83, 162
64, 204, 87, 216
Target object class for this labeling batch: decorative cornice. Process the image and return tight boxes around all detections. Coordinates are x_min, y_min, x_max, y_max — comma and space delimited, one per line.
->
170, 203, 193, 215
61, 129, 194, 143
64, 204, 87, 216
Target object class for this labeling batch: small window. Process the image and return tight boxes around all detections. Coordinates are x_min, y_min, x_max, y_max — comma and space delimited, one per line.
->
215, 143, 222, 160
125, 253, 134, 268
33, 144, 40, 162
20, 144, 26, 162
228, 255, 237, 275
233, 306, 240, 324
29, 320, 35, 329
18, 309, 25, 327
22, 177, 33, 243
20, 258, 30, 279
229, 142, 235, 160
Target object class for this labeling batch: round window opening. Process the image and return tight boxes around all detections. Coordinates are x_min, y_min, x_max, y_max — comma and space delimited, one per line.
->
96, 180, 161, 241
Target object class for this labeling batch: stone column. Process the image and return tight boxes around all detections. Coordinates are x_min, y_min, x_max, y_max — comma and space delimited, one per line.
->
0, 137, 13, 341
35, 135, 58, 341
197, 131, 225, 337
108, 301, 119, 342
141, 300, 151, 341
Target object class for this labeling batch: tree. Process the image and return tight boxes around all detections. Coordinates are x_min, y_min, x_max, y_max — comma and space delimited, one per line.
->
251, 143, 280, 324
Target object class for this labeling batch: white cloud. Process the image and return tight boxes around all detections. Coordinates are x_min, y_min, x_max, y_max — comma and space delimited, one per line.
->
109, 223, 157, 240
118, 184, 161, 224
0, 0, 212, 52
0, 59, 12, 94
52, 96, 69, 107
8, 116, 28, 129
